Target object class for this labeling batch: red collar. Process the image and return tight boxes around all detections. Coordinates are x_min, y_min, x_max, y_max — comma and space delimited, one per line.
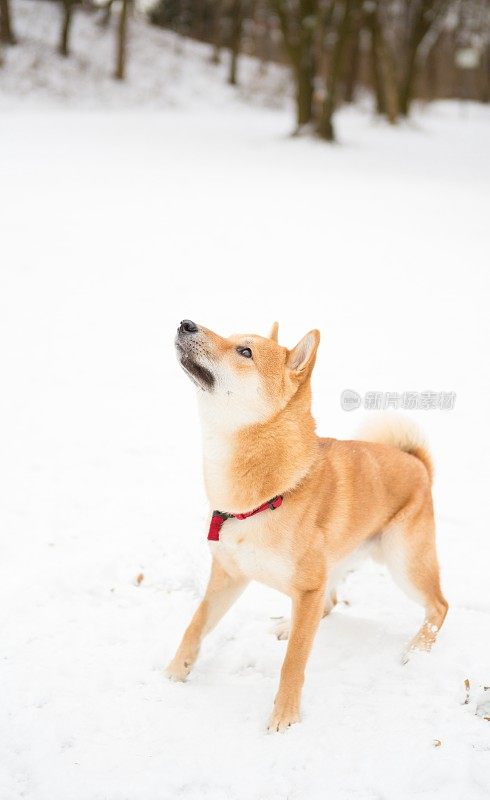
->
208, 495, 283, 541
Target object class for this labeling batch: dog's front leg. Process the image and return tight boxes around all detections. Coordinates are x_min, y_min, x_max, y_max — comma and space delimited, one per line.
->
268, 587, 324, 733
166, 558, 248, 682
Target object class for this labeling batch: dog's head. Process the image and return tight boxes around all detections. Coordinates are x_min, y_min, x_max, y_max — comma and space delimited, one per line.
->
175, 320, 320, 429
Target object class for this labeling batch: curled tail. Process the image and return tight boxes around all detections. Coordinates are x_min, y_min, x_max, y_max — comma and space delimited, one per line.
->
357, 414, 433, 485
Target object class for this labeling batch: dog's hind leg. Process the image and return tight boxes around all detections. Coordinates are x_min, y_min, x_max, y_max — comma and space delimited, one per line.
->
271, 617, 291, 640
381, 503, 448, 663
271, 588, 337, 641
166, 558, 248, 681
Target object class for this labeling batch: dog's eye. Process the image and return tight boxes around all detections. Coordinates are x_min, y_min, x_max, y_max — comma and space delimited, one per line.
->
237, 347, 253, 359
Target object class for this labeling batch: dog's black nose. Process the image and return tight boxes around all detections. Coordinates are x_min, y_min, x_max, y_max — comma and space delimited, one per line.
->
179, 319, 198, 335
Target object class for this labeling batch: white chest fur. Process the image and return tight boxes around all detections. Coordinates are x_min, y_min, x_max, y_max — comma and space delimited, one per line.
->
210, 513, 293, 593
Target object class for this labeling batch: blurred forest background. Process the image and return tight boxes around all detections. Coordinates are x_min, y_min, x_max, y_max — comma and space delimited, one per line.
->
0, 0, 489, 141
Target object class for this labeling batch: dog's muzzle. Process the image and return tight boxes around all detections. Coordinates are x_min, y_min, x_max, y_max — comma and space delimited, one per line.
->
175, 320, 215, 390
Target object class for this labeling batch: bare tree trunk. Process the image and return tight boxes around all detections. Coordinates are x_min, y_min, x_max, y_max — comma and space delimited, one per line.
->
99, 0, 114, 28
0, 0, 15, 45
192, 0, 206, 39
425, 45, 437, 101
59, 0, 75, 57
295, 0, 316, 128
398, 0, 449, 117
343, 7, 361, 103
378, 17, 399, 122
399, 41, 418, 116
257, 2, 272, 74
210, 0, 223, 63
228, 0, 244, 85
367, 6, 385, 114
294, 55, 315, 127
270, 0, 317, 131
115, 0, 131, 81
317, 0, 354, 141
482, 43, 490, 104
367, 3, 398, 123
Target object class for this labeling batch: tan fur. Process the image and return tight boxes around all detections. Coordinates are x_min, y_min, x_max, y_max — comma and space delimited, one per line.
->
167, 322, 448, 732
268, 321, 279, 342
357, 414, 434, 484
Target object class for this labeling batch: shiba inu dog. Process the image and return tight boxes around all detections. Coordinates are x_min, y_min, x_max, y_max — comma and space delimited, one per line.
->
166, 319, 448, 732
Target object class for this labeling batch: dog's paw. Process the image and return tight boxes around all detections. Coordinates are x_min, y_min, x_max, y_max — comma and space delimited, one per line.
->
401, 622, 439, 664
270, 617, 291, 640
165, 658, 191, 682
400, 642, 433, 665
267, 697, 300, 733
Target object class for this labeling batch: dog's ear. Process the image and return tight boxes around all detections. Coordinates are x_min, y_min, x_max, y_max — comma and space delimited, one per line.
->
287, 330, 320, 376
268, 321, 279, 342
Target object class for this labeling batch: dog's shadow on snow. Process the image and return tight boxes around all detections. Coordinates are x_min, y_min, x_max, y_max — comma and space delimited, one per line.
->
309, 608, 407, 670
194, 605, 409, 687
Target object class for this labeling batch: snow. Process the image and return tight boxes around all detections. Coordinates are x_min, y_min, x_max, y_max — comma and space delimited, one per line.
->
1, 3, 490, 800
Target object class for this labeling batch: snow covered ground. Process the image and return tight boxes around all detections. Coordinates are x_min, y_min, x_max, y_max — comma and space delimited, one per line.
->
1, 3, 490, 800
